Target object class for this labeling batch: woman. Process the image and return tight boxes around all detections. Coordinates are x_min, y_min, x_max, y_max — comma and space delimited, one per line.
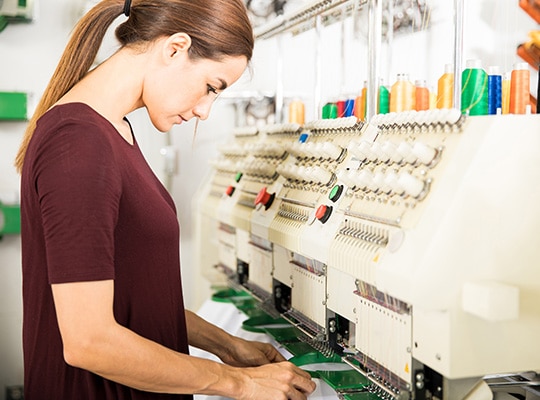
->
15, 0, 316, 399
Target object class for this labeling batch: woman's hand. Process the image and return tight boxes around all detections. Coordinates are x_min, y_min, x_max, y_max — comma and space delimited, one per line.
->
184, 311, 316, 398
232, 361, 316, 400
219, 336, 286, 367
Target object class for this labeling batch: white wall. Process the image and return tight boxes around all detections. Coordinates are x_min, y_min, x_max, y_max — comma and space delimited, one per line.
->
0, 0, 537, 398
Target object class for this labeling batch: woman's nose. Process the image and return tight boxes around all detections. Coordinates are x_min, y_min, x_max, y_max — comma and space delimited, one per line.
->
192, 96, 215, 121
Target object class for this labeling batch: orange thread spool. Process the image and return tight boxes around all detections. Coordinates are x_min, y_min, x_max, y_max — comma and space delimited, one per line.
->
361, 84, 367, 120
509, 62, 531, 114
390, 74, 415, 112
437, 64, 454, 109
354, 82, 367, 120
353, 95, 363, 120
289, 100, 305, 124
415, 80, 430, 111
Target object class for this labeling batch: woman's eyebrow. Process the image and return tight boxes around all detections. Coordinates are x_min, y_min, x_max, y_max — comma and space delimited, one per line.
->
217, 78, 228, 91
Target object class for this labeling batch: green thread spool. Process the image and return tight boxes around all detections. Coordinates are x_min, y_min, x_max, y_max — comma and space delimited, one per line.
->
322, 102, 338, 119
378, 80, 389, 114
461, 59, 488, 116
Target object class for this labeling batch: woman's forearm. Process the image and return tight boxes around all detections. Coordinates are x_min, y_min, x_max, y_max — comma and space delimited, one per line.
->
68, 321, 243, 396
185, 309, 236, 358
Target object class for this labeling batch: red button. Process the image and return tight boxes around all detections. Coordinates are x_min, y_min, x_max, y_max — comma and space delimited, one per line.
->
255, 187, 275, 209
255, 187, 270, 205
225, 185, 235, 196
315, 204, 332, 223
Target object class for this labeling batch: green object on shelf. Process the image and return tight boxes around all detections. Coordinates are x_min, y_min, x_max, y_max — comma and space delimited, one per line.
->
0, 16, 8, 32
0, 92, 28, 120
0, 203, 21, 235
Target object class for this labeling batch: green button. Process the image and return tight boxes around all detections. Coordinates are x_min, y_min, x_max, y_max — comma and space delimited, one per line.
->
329, 184, 343, 202
235, 172, 243, 182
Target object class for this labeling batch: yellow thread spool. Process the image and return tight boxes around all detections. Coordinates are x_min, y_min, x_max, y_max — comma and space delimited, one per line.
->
437, 64, 454, 109
289, 100, 305, 124
429, 86, 437, 109
502, 72, 511, 114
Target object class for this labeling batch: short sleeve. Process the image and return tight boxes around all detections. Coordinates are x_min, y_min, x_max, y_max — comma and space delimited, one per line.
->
34, 120, 122, 284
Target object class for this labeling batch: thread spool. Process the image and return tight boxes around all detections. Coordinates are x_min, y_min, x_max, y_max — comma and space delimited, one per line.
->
509, 62, 530, 114
390, 73, 415, 113
378, 79, 390, 114
353, 94, 363, 120
487, 66, 502, 115
502, 72, 511, 114
415, 80, 429, 111
344, 98, 355, 117
437, 64, 454, 109
337, 99, 346, 118
322, 102, 338, 119
354, 82, 367, 120
429, 86, 437, 109
289, 100, 305, 124
461, 59, 488, 116
361, 83, 367, 119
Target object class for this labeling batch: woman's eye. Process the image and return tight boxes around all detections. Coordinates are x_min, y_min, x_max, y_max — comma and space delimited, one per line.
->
207, 84, 218, 95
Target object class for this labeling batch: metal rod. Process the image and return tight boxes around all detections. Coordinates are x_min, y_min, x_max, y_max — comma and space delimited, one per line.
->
488, 381, 540, 388
314, 14, 323, 120
453, 0, 464, 111
367, 0, 382, 121
276, 35, 285, 123
340, 8, 347, 95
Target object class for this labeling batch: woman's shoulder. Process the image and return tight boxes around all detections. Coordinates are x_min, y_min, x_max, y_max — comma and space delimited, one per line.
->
35, 102, 125, 144
29, 102, 127, 162
40, 102, 109, 127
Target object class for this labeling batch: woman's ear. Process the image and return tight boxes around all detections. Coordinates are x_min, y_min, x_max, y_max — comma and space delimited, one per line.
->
164, 32, 192, 60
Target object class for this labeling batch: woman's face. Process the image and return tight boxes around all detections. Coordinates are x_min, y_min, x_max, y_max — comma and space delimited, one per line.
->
144, 47, 248, 132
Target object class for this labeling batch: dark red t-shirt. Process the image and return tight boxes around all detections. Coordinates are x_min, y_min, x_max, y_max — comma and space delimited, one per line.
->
20, 103, 192, 400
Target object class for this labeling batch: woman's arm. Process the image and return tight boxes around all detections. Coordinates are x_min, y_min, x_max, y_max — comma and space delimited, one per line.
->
52, 280, 315, 400
185, 310, 286, 367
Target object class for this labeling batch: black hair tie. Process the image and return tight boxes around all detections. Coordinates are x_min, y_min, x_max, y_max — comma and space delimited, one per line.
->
123, 0, 132, 17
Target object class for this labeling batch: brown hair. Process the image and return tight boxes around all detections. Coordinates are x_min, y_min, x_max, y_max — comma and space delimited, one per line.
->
14, 0, 254, 173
